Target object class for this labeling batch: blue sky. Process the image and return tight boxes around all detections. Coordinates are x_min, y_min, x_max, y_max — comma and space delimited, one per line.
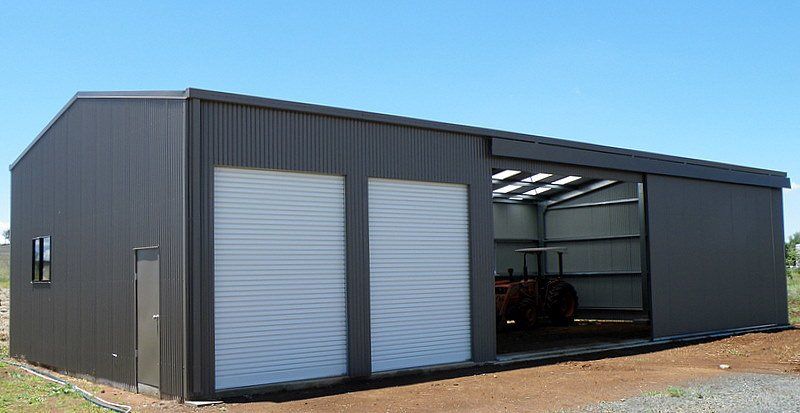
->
0, 1, 798, 242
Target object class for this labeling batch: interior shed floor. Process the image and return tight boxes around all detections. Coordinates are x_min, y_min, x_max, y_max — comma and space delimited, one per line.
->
496, 320, 651, 355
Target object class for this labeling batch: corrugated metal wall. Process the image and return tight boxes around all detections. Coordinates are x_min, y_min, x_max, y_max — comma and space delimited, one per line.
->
10, 98, 186, 398
493, 203, 539, 276
189, 100, 496, 397
188, 96, 787, 398
646, 175, 788, 338
10, 91, 790, 400
544, 182, 644, 311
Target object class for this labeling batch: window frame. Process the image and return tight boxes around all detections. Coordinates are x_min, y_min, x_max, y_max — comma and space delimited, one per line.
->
31, 236, 52, 283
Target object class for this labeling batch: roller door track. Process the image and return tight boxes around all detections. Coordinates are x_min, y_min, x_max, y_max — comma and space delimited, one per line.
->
368, 178, 472, 372
213, 167, 348, 390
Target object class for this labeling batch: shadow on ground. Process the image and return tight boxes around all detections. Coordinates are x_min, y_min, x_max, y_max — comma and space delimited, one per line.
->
222, 327, 793, 404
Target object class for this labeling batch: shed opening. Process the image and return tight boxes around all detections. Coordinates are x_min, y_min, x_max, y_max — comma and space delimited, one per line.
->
490, 168, 651, 356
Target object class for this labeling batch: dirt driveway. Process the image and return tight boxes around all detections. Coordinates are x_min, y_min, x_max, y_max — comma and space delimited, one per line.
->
24, 327, 794, 413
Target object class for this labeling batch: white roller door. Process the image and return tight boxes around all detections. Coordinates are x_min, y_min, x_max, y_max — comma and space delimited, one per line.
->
213, 167, 348, 390
368, 178, 472, 372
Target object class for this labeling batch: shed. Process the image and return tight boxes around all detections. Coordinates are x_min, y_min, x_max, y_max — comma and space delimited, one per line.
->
9, 89, 790, 400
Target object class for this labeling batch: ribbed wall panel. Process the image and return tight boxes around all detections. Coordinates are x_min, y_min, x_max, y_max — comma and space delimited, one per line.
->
492, 202, 540, 278
546, 204, 639, 240
492, 203, 538, 240
545, 239, 640, 273
647, 175, 788, 338
13, 91, 789, 401
544, 182, 644, 311
10, 98, 186, 398
368, 179, 471, 372
194, 101, 496, 396
555, 181, 639, 205
561, 275, 643, 309
495, 242, 538, 276
213, 167, 347, 389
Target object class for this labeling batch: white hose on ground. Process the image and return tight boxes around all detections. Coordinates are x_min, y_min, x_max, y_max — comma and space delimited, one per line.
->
4, 359, 132, 413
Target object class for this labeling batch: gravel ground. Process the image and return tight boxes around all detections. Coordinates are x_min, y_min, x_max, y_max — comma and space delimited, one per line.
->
576, 373, 800, 413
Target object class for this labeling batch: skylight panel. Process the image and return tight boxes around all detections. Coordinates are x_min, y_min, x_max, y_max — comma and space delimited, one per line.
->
493, 184, 522, 194
491, 170, 521, 180
521, 173, 552, 183
552, 176, 581, 185
523, 187, 552, 196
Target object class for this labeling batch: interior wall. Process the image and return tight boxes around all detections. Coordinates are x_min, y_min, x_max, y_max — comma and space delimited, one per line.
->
544, 182, 644, 311
493, 203, 539, 276
647, 175, 788, 338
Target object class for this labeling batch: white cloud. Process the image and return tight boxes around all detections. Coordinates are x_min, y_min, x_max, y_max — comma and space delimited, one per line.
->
792, 183, 800, 191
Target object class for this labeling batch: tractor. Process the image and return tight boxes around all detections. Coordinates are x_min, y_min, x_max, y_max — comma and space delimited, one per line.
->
495, 247, 578, 329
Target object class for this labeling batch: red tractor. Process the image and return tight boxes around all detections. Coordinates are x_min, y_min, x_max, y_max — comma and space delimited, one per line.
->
495, 247, 578, 329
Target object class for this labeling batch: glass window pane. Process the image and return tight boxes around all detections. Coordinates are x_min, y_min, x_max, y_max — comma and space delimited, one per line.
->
42, 237, 51, 281
32, 238, 41, 281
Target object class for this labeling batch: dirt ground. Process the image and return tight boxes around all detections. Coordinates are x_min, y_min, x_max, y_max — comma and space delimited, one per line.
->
1, 283, 798, 412
3, 327, 791, 413
497, 321, 651, 354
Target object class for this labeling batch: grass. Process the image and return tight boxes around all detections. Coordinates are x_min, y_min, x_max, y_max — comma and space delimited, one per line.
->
0, 341, 105, 412
0, 245, 104, 412
0, 360, 106, 412
642, 386, 703, 399
0, 245, 8, 289
788, 271, 800, 325
666, 386, 686, 398
725, 348, 744, 356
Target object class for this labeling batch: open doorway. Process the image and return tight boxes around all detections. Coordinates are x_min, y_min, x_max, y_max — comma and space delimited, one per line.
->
491, 168, 651, 356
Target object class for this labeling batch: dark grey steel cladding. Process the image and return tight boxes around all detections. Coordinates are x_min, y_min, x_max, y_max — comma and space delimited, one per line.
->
491, 138, 789, 188
646, 175, 788, 338
187, 99, 497, 397
10, 88, 791, 401
10, 98, 186, 398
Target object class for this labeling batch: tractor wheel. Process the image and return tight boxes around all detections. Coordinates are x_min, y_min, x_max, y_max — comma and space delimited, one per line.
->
513, 298, 538, 329
546, 282, 578, 326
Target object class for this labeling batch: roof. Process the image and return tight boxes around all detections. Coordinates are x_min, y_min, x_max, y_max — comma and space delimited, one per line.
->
10, 88, 791, 189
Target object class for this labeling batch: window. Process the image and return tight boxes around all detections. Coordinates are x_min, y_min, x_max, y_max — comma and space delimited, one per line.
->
32, 236, 51, 283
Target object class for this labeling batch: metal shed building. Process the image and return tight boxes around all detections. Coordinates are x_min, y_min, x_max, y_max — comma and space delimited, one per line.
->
9, 89, 790, 400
